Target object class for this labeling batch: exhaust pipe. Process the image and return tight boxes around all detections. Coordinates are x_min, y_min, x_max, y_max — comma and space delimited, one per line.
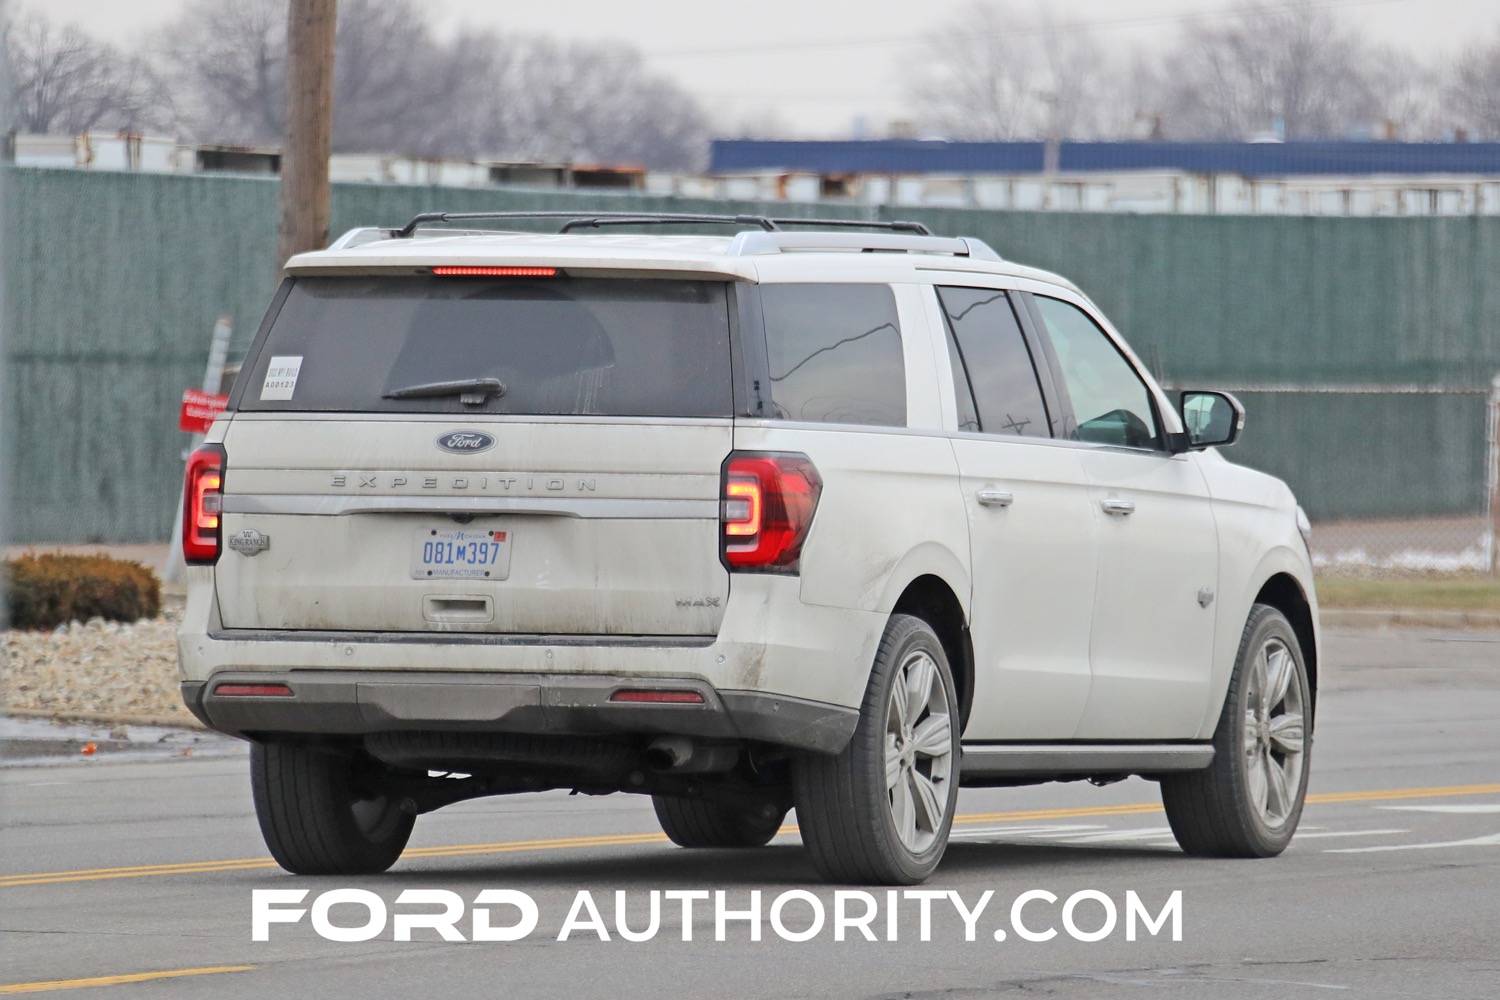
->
644, 737, 738, 774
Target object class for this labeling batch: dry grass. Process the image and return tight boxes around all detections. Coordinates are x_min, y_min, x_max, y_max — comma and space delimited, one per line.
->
1315, 574, 1500, 612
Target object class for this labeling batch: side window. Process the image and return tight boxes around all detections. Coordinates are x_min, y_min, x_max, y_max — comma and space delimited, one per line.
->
759, 284, 906, 427
937, 286, 1050, 438
1033, 296, 1160, 449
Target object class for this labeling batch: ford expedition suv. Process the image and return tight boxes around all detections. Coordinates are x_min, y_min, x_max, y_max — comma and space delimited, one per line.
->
178, 212, 1318, 885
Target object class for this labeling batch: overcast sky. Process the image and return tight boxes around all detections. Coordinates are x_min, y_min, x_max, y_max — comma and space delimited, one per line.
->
32, 0, 1500, 135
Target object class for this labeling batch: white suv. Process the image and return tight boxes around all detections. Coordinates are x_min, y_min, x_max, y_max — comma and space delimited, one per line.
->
178, 212, 1318, 885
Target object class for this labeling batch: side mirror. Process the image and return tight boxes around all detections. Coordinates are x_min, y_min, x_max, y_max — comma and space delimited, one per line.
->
1177, 390, 1244, 450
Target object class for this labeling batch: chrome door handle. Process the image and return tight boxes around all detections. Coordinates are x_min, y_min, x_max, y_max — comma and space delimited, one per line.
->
1100, 498, 1136, 516
976, 490, 1014, 508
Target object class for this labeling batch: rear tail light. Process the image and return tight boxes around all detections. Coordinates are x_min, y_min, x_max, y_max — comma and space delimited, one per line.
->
183, 444, 226, 565
720, 452, 822, 573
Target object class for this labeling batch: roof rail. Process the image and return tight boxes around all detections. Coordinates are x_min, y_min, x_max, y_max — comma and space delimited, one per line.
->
766, 217, 932, 235
327, 226, 399, 250
394, 210, 934, 239
727, 231, 1003, 261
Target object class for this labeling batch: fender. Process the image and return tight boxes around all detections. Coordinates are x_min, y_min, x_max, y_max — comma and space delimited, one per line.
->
1194, 543, 1319, 740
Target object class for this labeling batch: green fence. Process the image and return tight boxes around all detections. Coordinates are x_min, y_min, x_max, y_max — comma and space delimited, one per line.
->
3, 167, 1498, 543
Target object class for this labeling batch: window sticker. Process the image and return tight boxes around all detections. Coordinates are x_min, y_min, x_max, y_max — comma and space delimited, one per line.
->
260, 355, 304, 400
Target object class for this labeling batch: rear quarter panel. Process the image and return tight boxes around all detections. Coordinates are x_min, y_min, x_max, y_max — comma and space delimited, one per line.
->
732, 280, 972, 619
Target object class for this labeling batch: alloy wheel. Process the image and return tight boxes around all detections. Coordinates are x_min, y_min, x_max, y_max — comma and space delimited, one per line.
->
884, 649, 956, 853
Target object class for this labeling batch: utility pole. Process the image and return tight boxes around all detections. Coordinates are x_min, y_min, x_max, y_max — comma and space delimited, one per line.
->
275, 0, 338, 276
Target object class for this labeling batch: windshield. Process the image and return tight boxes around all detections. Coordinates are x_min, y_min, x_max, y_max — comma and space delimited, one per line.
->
237, 275, 733, 417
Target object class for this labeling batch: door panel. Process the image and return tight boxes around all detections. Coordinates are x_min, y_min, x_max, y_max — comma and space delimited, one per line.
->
955, 438, 1099, 739
932, 285, 1098, 740
1025, 292, 1219, 740
1073, 450, 1219, 738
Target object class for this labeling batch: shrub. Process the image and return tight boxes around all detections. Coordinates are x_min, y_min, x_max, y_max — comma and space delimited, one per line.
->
4, 553, 162, 631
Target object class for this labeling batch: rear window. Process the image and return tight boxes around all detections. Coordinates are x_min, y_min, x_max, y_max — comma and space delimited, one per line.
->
238, 276, 733, 416
759, 284, 906, 427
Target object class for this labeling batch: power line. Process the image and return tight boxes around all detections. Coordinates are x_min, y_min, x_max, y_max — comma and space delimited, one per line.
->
641, 0, 1417, 61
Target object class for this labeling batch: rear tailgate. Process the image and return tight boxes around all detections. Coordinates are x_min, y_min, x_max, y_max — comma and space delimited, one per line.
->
213, 272, 735, 637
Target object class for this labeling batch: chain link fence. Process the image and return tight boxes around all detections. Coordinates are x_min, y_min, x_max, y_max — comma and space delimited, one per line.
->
5, 166, 1500, 584
1216, 381, 1500, 578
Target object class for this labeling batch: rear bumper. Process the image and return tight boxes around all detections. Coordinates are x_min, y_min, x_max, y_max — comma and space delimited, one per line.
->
182, 671, 858, 753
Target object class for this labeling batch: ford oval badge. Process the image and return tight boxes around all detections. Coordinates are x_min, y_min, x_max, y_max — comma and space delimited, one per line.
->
436, 431, 496, 454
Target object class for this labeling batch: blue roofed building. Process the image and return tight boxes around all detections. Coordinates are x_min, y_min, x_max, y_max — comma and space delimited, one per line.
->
701, 140, 1500, 215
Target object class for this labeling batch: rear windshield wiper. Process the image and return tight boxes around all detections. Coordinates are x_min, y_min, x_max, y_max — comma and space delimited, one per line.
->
382, 378, 506, 405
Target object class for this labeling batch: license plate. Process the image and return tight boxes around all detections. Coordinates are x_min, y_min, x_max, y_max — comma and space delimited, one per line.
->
411, 528, 512, 580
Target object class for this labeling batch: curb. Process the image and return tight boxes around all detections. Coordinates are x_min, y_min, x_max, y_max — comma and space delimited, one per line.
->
2, 707, 207, 731
1320, 608, 1500, 630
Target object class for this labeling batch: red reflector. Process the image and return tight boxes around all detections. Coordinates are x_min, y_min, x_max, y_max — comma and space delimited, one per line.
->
213, 683, 293, 697
182, 443, 227, 565
432, 266, 557, 277
609, 690, 705, 704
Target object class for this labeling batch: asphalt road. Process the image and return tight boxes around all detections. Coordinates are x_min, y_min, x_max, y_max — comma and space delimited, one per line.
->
3, 627, 1499, 999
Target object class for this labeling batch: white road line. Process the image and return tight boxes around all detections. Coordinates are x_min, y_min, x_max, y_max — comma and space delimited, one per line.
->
1292, 829, 1409, 839
1051, 827, 1177, 843
1377, 804, 1500, 814
1326, 832, 1500, 853
951, 824, 1106, 839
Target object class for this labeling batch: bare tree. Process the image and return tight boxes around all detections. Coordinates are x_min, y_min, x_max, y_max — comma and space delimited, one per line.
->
329, 0, 491, 154
1451, 31, 1500, 138
908, 0, 1117, 141
157, 0, 708, 167
1365, 48, 1446, 140
1155, 1, 1382, 140
159, 0, 286, 144
3, 9, 170, 134
456, 37, 706, 169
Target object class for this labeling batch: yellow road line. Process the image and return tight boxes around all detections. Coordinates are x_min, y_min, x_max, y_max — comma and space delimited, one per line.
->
1, 966, 253, 994
406, 832, 669, 860
1306, 782, 1500, 804
4, 781, 1496, 888
954, 802, 1166, 825
1, 862, 280, 888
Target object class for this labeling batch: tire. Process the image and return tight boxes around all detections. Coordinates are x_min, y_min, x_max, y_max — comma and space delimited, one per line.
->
652, 796, 787, 848
793, 614, 961, 885
1162, 603, 1312, 858
251, 742, 415, 875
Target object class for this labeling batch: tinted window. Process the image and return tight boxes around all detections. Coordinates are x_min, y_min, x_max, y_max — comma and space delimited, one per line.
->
238, 276, 732, 416
759, 284, 906, 427
1033, 296, 1160, 449
944, 330, 981, 433
937, 286, 1050, 438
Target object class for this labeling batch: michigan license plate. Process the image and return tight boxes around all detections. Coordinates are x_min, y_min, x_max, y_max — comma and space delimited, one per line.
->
411, 528, 512, 580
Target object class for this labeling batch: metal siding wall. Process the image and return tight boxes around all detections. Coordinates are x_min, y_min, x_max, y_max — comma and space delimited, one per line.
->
3, 167, 1498, 541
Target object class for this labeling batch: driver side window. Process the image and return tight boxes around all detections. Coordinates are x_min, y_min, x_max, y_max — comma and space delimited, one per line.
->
1033, 296, 1160, 450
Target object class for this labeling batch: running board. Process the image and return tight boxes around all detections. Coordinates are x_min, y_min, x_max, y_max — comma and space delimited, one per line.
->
960, 743, 1214, 778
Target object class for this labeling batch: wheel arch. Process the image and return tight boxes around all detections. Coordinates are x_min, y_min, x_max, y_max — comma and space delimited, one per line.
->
1253, 572, 1319, 722
890, 574, 975, 731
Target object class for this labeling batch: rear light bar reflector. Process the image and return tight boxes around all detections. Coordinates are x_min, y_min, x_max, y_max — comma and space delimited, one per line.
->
213, 683, 293, 697
432, 266, 557, 277
609, 690, 705, 704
